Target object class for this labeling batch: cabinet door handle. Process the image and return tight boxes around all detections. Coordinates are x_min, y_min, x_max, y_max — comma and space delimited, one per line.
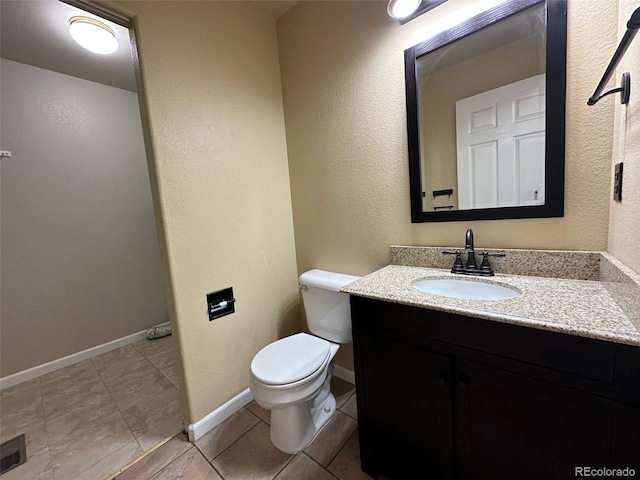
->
438, 372, 450, 386
458, 375, 470, 389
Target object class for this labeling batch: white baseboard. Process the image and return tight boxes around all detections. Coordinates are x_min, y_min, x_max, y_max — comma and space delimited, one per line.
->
333, 364, 355, 385
0, 322, 170, 391
186, 388, 254, 442
185, 365, 354, 443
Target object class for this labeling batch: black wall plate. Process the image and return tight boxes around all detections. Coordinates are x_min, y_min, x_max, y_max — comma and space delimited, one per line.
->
614, 162, 623, 202
206, 287, 235, 321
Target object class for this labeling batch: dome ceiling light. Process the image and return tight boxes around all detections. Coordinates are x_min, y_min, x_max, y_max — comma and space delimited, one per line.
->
387, 0, 447, 24
387, 0, 421, 20
68, 16, 118, 55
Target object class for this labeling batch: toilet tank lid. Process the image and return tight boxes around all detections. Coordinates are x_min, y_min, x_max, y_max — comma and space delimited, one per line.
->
299, 269, 360, 292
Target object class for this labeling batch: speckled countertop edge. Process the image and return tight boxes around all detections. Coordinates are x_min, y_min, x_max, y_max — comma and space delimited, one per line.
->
600, 253, 640, 333
342, 263, 640, 348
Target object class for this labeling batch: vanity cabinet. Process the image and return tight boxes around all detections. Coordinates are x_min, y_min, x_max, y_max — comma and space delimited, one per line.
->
351, 296, 640, 480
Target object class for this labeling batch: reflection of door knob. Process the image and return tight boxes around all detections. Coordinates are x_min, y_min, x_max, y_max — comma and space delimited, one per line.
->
438, 372, 449, 386
458, 375, 470, 389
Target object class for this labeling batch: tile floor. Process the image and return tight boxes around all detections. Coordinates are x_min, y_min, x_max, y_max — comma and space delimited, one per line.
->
115, 376, 372, 480
0, 335, 181, 480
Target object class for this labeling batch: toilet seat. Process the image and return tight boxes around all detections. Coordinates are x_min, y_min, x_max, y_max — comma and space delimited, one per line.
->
251, 333, 331, 386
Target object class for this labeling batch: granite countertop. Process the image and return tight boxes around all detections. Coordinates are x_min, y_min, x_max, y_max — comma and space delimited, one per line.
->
342, 264, 640, 347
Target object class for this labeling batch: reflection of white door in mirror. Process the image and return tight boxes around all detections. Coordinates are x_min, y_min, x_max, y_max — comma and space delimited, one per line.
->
455, 74, 545, 210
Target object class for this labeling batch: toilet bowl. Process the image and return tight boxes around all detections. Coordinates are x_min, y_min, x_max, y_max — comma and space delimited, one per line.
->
249, 269, 360, 454
250, 332, 340, 453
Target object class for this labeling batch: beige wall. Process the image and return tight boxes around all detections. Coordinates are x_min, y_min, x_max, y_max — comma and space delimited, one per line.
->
609, 0, 640, 274
84, 0, 631, 423
106, 1, 300, 423
0, 59, 167, 376
278, 0, 618, 369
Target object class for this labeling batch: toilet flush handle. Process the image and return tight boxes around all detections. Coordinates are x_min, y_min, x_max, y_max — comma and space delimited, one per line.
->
299, 285, 308, 291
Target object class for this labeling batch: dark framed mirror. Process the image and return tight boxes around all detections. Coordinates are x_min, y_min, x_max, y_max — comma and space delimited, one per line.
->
405, 0, 567, 222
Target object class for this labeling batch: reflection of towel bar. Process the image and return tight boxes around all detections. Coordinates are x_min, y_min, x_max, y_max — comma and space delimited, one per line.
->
433, 189, 453, 198
434, 205, 454, 210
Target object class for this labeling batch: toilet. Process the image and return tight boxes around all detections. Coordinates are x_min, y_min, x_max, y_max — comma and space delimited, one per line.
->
249, 269, 360, 454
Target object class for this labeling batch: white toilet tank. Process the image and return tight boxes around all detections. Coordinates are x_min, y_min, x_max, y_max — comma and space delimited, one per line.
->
299, 269, 361, 344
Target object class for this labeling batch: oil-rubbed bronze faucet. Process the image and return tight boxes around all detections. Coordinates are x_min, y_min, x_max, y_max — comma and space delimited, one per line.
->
443, 229, 505, 276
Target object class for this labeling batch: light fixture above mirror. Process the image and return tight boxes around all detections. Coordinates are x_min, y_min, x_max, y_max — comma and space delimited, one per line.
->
388, 0, 421, 20
388, 0, 448, 24
68, 16, 118, 55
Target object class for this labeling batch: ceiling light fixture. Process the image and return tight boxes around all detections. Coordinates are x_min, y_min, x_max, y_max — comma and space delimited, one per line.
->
387, 0, 422, 20
68, 16, 118, 55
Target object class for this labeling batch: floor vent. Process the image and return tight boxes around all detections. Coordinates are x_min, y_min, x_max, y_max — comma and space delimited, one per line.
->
0, 434, 26, 475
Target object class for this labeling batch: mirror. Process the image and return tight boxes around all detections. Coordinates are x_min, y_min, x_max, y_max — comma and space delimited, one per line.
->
405, 0, 567, 222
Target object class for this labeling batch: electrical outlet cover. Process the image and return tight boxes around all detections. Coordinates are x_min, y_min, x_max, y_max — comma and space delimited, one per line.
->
614, 162, 623, 202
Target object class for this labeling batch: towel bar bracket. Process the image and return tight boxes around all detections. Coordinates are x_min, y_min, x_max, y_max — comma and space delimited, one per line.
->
588, 72, 631, 106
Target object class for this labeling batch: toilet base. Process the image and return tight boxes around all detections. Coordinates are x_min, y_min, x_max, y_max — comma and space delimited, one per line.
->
269, 375, 336, 454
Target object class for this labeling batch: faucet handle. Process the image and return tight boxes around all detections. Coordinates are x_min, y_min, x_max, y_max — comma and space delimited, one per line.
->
482, 251, 506, 257
443, 250, 464, 273
478, 251, 505, 276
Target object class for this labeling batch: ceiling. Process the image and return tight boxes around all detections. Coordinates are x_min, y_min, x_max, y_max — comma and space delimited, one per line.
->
0, 1, 299, 93
1, 0, 136, 91
250, 0, 299, 19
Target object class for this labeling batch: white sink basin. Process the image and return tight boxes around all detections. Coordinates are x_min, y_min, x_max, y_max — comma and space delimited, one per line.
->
412, 278, 521, 301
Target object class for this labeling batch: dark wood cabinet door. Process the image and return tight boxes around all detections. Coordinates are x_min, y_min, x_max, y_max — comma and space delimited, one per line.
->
455, 360, 630, 480
354, 330, 454, 480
